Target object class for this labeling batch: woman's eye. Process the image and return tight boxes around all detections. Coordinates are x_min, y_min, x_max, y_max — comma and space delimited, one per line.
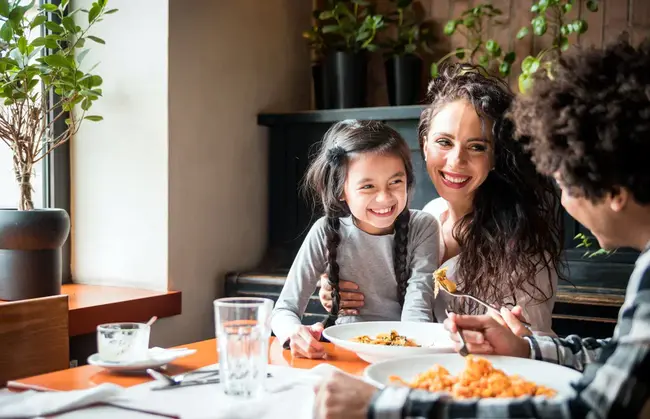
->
435, 138, 452, 147
469, 144, 488, 152
390, 179, 404, 185
359, 185, 373, 190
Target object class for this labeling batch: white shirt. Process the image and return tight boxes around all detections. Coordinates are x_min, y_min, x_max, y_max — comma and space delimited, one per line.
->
422, 197, 557, 336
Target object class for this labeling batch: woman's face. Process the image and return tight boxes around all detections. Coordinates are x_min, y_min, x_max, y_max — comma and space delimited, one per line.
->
422, 100, 495, 206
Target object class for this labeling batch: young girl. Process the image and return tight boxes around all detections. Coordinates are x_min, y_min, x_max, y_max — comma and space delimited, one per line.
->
271, 119, 440, 358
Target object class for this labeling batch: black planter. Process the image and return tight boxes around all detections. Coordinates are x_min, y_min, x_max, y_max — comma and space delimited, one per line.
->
0, 208, 70, 300
385, 54, 423, 106
324, 51, 367, 109
311, 62, 330, 110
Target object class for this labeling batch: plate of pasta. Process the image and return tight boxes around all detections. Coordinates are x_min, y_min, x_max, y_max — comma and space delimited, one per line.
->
364, 354, 582, 398
322, 321, 455, 363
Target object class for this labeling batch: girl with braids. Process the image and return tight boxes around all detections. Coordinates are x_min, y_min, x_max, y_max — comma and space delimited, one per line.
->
271, 119, 441, 359
319, 64, 564, 335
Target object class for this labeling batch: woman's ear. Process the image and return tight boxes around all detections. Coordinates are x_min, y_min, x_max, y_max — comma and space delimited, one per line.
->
422, 138, 429, 162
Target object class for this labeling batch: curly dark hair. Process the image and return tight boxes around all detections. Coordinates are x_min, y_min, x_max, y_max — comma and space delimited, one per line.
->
510, 37, 650, 204
418, 63, 565, 314
304, 120, 415, 327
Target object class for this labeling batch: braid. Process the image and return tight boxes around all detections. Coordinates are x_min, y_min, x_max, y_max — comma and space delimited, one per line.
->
393, 209, 411, 306
323, 216, 342, 328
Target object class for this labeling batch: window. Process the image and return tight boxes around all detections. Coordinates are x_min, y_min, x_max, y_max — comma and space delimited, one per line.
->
0, 0, 71, 282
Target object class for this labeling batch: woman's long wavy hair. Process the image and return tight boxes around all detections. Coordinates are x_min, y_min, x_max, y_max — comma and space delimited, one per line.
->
418, 64, 565, 314
304, 120, 415, 327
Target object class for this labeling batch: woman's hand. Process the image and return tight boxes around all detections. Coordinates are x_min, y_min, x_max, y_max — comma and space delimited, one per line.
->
288, 323, 326, 359
443, 311, 531, 358
318, 274, 365, 316
315, 370, 378, 419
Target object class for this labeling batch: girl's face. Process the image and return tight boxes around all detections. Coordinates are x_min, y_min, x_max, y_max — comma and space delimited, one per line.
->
342, 152, 408, 235
422, 100, 495, 207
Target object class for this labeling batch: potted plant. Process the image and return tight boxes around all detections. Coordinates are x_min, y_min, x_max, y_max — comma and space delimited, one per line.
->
431, 3, 515, 79
318, 0, 384, 109
0, 0, 116, 300
383, 0, 435, 106
303, 9, 330, 110
516, 0, 599, 93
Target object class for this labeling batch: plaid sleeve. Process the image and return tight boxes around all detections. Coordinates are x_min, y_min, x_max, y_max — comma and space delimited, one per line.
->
369, 250, 650, 419
525, 334, 610, 372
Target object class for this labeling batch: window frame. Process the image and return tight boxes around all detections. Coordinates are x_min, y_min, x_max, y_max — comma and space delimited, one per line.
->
42, 0, 72, 284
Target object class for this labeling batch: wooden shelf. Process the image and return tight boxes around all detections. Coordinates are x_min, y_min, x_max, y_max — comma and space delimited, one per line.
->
1, 284, 182, 337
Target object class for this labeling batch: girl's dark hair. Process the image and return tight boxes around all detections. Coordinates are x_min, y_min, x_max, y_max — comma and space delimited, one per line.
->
304, 120, 415, 327
418, 63, 565, 314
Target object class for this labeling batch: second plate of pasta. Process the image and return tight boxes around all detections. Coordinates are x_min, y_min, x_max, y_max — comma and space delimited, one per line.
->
364, 353, 582, 398
322, 321, 455, 363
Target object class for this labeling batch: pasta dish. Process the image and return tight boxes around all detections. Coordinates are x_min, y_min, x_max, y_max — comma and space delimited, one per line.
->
389, 356, 557, 399
433, 266, 457, 297
351, 330, 419, 347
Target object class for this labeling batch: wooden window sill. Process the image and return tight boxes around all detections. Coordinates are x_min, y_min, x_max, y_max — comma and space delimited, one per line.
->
1, 284, 182, 336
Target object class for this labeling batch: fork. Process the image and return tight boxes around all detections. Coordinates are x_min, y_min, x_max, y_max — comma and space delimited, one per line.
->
438, 285, 533, 329
445, 309, 469, 357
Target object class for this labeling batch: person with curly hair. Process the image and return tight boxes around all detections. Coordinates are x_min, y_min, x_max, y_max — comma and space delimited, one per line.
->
318, 63, 564, 335
314, 37, 650, 419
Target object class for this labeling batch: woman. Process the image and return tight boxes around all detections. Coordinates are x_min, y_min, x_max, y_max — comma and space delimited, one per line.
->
319, 64, 564, 334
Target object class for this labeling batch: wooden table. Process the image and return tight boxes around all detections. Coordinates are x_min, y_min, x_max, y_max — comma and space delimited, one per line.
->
10, 338, 367, 392
1, 284, 182, 337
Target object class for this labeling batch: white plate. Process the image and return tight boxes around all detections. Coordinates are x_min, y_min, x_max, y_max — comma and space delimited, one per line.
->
322, 321, 455, 363
87, 348, 197, 372
364, 353, 582, 397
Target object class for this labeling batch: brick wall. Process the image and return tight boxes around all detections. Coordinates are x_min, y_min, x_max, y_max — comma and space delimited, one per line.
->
364, 0, 649, 105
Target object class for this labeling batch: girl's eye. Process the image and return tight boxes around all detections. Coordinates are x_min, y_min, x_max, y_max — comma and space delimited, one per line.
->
390, 179, 403, 185
359, 185, 373, 190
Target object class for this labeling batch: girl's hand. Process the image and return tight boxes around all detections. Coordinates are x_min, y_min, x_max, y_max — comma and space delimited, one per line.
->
318, 274, 365, 316
288, 323, 326, 359
443, 313, 531, 358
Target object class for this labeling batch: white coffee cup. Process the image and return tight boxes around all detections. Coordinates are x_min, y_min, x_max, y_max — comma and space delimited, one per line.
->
97, 322, 150, 362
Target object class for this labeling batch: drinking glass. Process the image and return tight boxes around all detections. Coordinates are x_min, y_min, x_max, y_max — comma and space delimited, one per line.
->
214, 297, 274, 397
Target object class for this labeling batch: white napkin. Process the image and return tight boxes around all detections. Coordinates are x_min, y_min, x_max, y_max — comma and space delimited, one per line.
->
146, 347, 196, 362
102, 363, 341, 419
0, 383, 124, 419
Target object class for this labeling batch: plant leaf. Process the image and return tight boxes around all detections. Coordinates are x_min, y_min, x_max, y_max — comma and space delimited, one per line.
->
87, 35, 105, 44
0, 22, 12, 42
30, 15, 47, 29
41, 3, 58, 12
43, 54, 73, 68
0, 0, 9, 18
88, 5, 100, 23
516, 26, 529, 40
504, 51, 516, 64
430, 62, 439, 78
76, 48, 90, 63
586, 0, 598, 12
45, 21, 64, 33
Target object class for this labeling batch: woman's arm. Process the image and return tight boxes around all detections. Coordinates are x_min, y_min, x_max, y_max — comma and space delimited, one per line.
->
513, 262, 558, 336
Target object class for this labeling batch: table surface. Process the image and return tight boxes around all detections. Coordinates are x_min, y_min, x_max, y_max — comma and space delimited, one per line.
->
10, 338, 368, 392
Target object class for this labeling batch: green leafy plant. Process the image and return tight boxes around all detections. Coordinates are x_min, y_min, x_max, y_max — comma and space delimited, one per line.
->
431, 3, 515, 78
384, 0, 436, 56
303, 9, 328, 62
517, 0, 599, 93
0, 0, 116, 210
574, 233, 615, 258
318, 0, 385, 53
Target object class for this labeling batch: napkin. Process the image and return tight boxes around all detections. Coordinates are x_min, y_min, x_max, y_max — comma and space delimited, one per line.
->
0, 383, 124, 419
103, 363, 342, 419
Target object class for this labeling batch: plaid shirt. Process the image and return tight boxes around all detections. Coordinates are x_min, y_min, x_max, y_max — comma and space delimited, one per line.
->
369, 245, 650, 419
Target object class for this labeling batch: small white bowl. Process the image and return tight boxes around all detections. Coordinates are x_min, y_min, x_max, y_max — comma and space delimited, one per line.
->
322, 321, 455, 363
97, 322, 151, 363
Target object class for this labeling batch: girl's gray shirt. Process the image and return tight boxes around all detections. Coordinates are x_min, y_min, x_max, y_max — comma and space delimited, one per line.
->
271, 209, 440, 344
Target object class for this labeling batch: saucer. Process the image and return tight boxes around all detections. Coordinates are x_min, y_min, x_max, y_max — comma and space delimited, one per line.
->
87, 347, 196, 372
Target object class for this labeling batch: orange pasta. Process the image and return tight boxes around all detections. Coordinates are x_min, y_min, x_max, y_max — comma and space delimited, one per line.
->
351, 330, 420, 347
389, 356, 557, 399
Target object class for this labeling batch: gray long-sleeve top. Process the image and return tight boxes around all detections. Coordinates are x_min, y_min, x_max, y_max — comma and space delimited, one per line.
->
271, 209, 440, 344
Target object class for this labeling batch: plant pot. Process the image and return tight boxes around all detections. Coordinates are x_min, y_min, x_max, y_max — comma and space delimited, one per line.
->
0, 208, 70, 300
311, 62, 330, 110
324, 51, 367, 109
385, 54, 423, 106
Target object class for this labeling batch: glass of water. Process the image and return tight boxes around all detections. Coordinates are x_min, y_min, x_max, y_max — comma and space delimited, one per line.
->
214, 297, 274, 397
